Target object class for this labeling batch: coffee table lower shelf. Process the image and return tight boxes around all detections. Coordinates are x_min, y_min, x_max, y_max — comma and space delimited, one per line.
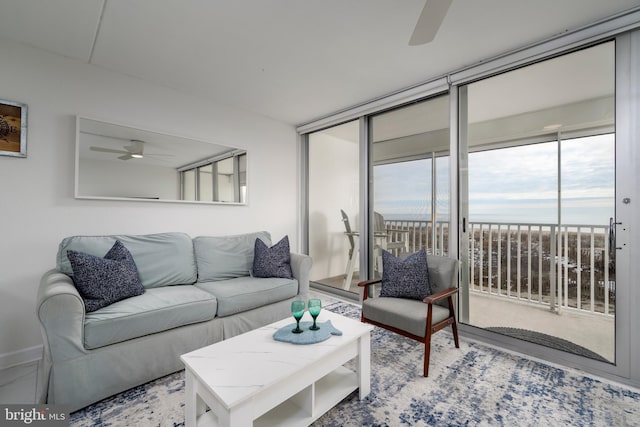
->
195, 367, 358, 427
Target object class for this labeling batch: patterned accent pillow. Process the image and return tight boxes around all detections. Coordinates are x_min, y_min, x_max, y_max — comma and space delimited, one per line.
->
67, 240, 145, 312
380, 248, 432, 300
252, 235, 293, 279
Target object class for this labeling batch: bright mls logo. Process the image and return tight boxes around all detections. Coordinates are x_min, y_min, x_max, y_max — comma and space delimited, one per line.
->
2, 405, 69, 426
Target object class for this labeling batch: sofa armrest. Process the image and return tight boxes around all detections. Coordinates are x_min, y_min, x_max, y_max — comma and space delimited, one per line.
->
37, 269, 89, 403
37, 270, 87, 361
290, 252, 312, 298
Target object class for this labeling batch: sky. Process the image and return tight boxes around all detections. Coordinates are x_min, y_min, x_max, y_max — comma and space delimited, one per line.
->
374, 134, 614, 226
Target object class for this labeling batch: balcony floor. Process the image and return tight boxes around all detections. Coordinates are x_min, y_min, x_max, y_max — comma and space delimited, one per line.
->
314, 275, 614, 362
468, 291, 614, 362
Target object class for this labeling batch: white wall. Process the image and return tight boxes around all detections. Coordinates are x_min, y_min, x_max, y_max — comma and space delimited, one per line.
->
0, 38, 299, 360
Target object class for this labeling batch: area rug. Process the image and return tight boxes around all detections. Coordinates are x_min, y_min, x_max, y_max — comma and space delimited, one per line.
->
70, 302, 640, 427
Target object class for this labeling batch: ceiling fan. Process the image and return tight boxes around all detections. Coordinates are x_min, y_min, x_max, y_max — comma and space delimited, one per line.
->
82, 130, 174, 161
409, 0, 453, 46
90, 139, 147, 160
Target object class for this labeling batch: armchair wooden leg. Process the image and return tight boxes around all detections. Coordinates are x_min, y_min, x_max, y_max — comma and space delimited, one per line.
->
424, 334, 432, 377
448, 296, 460, 349
452, 320, 460, 349
424, 306, 433, 377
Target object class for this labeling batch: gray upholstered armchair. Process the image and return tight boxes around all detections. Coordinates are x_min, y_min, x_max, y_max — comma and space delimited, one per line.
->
358, 254, 459, 377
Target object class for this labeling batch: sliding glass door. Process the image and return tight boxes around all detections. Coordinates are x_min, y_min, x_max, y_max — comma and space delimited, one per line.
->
458, 42, 616, 362
307, 120, 361, 293
370, 95, 451, 270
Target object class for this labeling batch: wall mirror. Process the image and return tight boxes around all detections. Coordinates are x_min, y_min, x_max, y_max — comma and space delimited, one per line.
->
75, 117, 247, 204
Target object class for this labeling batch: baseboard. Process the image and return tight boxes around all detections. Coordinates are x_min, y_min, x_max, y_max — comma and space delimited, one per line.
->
0, 345, 43, 370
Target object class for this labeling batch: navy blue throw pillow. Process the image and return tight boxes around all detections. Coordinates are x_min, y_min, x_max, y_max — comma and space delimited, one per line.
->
380, 248, 431, 300
67, 240, 145, 312
252, 236, 293, 279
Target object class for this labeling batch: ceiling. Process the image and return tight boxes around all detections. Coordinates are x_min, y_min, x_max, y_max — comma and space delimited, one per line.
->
321, 40, 615, 146
0, 0, 639, 125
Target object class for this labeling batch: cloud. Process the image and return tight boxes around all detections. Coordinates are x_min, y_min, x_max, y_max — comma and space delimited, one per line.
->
374, 134, 614, 225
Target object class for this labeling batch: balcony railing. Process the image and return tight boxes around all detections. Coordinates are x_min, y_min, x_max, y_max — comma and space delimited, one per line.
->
383, 219, 615, 317
385, 219, 450, 257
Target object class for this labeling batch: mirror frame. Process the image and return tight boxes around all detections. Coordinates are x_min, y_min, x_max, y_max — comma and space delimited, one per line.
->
74, 116, 248, 205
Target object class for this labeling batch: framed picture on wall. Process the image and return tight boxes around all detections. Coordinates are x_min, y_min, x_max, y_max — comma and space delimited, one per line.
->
0, 99, 28, 158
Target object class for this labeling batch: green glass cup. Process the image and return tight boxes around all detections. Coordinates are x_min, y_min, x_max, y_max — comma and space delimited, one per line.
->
291, 299, 305, 334
308, 298, 322, 331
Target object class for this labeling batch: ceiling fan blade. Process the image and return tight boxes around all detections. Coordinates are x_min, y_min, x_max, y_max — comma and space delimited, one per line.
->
118, 154, 133, 161
90, 146, 129, 154
409, 0, 452, 46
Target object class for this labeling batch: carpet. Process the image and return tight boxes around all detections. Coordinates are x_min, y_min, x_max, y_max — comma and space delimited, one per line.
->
70, 302, 640, 427
485, 326, 609, 363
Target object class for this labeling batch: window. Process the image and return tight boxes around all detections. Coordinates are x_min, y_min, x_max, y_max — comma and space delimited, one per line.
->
180, 152, 247, 203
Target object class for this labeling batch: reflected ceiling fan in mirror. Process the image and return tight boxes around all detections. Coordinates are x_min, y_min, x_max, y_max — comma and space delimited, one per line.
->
90, 139, 146, 160
409, 0, 453, 46
83, 130, 174, 161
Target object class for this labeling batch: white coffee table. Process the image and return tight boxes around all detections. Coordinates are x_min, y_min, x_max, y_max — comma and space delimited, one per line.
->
180, 309, 374, 427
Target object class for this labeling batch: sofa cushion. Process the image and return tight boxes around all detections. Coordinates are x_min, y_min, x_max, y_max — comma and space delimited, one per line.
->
196, 276, 297, 317
252, 235, 293, 279
194, 231, 271, 282
67, 240, 145, 312
58, 232, 197, 289
83, 285, 217, 349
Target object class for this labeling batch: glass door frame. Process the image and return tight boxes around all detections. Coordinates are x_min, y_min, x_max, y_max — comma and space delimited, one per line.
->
453, 37, 631, 379
302, 119, 366, 300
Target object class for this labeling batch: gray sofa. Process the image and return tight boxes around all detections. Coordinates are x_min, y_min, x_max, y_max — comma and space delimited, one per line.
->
36, 231, 312, 412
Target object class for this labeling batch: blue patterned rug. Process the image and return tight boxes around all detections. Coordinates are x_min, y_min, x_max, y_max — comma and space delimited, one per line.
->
70, 302, 640, 426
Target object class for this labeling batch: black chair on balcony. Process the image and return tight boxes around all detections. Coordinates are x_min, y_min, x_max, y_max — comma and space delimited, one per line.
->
358, 251, 459, 377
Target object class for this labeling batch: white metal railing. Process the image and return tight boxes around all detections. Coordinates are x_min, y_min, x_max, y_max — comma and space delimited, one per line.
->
385, 219, 450, 257
384, 219, 615, 317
